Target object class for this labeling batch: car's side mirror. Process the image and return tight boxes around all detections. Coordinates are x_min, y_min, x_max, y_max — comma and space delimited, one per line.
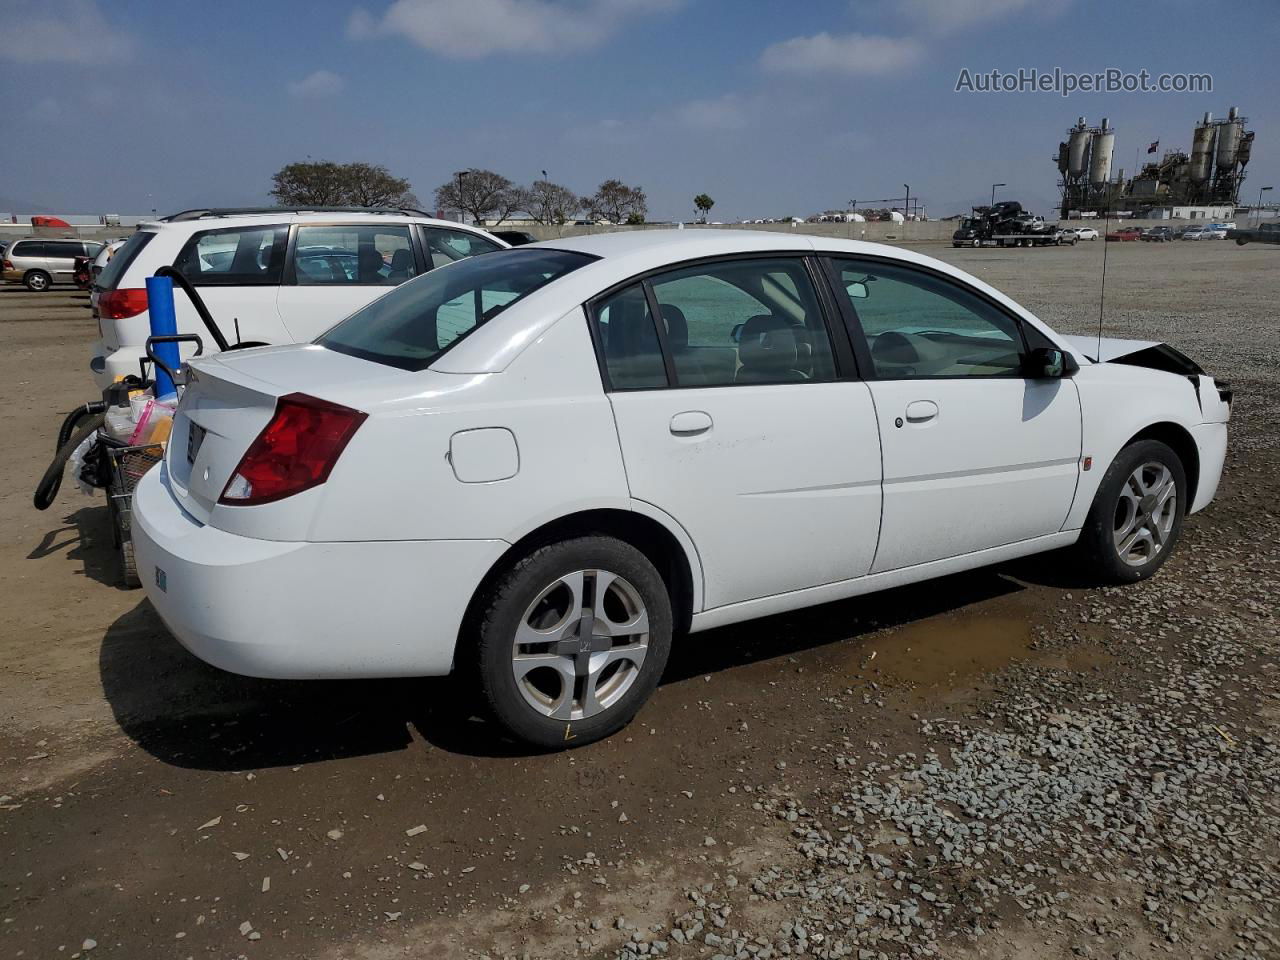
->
845, 281, 869, 300
1026, 346, 1079, 379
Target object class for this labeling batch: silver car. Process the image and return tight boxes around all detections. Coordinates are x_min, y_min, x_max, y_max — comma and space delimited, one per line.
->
1, 237, 104, 291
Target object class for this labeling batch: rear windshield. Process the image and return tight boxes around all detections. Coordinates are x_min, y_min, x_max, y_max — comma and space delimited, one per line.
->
96, 230, 156, 290
318, 248, 595, 371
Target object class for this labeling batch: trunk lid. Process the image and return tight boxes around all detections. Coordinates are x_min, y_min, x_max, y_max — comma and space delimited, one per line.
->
167, 344, 403, 525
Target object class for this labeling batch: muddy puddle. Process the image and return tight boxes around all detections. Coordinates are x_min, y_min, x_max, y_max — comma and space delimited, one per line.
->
848, 613, 1032, 690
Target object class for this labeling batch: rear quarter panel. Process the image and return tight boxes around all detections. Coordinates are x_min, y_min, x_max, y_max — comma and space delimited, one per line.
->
308, 307, 633, 543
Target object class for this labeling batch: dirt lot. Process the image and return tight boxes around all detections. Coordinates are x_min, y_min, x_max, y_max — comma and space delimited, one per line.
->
1, 240, 1277, 960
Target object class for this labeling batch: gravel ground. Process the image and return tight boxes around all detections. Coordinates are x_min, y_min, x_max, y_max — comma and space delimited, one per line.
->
0, 240, 1276, 959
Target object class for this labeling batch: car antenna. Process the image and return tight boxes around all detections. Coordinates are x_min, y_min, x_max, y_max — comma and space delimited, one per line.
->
234, 317, 242, 345
1096, 151, 1115, 362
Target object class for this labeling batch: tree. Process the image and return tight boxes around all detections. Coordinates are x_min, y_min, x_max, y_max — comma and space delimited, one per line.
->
694, 193, 714, 222
525, 179, 580, 225
270, 161, 418, 208
582, 179, 647, 224
433, 169, 523, 225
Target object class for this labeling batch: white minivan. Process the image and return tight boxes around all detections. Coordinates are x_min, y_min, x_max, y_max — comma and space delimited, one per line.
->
89, 208, 507, 389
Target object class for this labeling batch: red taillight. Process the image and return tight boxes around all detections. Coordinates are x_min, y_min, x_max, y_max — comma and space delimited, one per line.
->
219, 393, 367, 506
1, 259, 12, 271
97, 287, 149, 320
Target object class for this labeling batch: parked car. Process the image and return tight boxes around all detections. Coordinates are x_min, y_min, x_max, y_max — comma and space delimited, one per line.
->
88, 208, 507, 390
91, 238, 127, 283
1181, 225, 1210, 241
2, 237, 105, 290
1068, 226, 1100, 241
1106, 227, 1143, 242
133, 230, 1231, 749
1201, 224, 1230, 240
491, 230, 539, 246
1141, 226, 1175, 242
1228, 222, 1280, 245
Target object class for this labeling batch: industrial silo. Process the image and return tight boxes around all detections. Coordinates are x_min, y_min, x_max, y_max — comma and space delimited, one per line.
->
1189, 112, 1214, 184
1088, 119, 1114, 184
1067, 118, 1091, 178
1216, 106, 1242, 172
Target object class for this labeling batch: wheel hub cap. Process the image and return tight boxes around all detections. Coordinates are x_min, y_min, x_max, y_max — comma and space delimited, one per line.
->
511, 569, 650, 721
1113, 462, 1177, 567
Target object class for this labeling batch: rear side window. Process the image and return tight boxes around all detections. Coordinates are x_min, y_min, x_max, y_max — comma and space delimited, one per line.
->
10, 241, 44, 258
595, 284, 666, 389
96, 231, 155, 290
318, 248, 594, 371
174, 226, 287, 286
293, 224, 416, 286
44, 241, 85, 259
422, 227, 502, 268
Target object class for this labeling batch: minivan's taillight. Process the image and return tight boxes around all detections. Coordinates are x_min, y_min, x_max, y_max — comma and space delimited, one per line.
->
1, 259, 12, 271
219, 393, 367, 506
97, 287, 148, 320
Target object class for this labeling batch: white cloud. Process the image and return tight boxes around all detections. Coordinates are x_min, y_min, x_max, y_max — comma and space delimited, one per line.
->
898, 0, 1071, 35
287, 70, 346, 98
760, 32, 923, 76
671, 95, 749, 132
348, 0, 678, 59
0, 0, 134, 64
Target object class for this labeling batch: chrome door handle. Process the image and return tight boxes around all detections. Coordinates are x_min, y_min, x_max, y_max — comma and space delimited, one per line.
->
670, 410, 713, 436
904, 400, 939, 423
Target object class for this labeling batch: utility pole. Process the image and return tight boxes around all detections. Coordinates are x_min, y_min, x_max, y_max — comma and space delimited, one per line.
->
455, 170, 470, 224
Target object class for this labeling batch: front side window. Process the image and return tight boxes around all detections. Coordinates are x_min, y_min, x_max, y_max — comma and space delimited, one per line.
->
174, 226, 287, 286
423, 227, 502, 268
649, 258, 835, 387
293, 225, 416, 286
831, 259, 1024, 378
318, 248, 594, 371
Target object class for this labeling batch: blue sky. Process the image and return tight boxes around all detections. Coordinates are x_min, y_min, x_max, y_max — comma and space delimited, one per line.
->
2, 0, 1277, 220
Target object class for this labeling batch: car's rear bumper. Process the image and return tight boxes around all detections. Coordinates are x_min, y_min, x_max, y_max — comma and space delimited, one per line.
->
132, 465, 507, 679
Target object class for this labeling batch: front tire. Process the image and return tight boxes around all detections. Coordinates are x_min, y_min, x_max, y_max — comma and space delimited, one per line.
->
1079, 440, 1186, 584
24, 270, 51, 292
470, 537, 673, 749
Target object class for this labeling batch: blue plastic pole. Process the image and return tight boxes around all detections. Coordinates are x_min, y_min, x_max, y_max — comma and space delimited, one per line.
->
145, 275, 180, 400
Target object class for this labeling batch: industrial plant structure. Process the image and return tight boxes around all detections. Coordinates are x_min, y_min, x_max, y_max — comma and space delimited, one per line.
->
1057, 107, 1254, 218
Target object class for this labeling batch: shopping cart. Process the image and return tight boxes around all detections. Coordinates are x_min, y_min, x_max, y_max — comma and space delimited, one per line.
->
101, 437, 165, 588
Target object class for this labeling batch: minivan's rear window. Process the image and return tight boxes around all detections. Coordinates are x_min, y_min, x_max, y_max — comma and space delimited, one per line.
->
96, 231, 155, 290
317, 248, 595, 371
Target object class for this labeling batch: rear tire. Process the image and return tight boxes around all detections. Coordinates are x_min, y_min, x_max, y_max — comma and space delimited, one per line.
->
469, 536, 673, 749
24, 270, 51, 292
1078, 439, 1186, 584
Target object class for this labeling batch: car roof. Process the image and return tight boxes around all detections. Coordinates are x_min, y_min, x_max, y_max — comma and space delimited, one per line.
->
138, 211, 497, 233
434, 229, 1070, 375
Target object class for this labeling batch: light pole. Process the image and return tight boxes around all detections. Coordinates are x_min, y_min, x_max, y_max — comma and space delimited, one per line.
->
991, 182, 1006, 209
455, 170, 469, 224
1258, 185, 1273, 224
903, 184, 910, 222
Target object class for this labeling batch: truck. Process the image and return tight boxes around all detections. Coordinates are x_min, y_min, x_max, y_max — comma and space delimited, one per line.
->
1227, 222, 1280, 245
952, 200, 1077, 248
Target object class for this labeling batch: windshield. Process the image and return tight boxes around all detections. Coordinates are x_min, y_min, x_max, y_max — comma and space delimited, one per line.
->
317, 247, 596, 371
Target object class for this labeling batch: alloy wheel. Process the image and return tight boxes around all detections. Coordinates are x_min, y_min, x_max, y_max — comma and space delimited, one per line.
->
1113, 461, 1177, 566
511, 569, 649, 720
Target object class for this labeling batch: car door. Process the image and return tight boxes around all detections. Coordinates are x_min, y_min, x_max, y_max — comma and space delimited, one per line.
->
595, 256, 882, 610
172, 224, 291, 348
276, 222, 427, 341
45, 240, 83, 282
826, 256, 1081, 573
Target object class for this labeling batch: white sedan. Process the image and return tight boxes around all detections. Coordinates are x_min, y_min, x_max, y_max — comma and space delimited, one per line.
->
1069, 226, 1100, 240
134, 231, 1231, 748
